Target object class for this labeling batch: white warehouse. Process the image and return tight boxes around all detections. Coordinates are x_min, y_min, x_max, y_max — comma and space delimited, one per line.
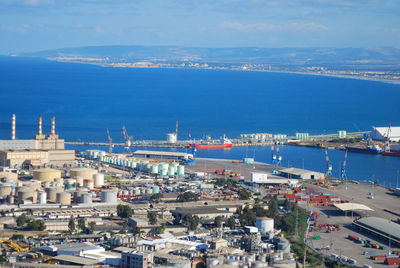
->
370, 126, 400, 142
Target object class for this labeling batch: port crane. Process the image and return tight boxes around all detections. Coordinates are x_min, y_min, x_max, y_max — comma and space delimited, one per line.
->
383, 124, 392, 152
340, 149, 348, 180
121, 126, 133, 150
271, 142, 282, 174
325, 148, 333, 177
106, 128, 113, 154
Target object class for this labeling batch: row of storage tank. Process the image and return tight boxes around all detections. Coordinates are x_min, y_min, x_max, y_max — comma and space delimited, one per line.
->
15, 187, 117, 205
100, 156, 185, 176
118, 185, 160, 196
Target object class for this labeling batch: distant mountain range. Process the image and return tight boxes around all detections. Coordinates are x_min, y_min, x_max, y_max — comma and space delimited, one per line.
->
16, 45, 400, 67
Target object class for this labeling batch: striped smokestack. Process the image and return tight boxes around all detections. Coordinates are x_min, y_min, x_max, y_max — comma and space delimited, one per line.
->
51, 116, 56, 135
11, 114, 16, 140
38, 116, 43, 135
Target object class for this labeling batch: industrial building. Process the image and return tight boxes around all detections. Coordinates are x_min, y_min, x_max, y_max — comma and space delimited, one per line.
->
370, 126, 400, 142
132, 150, 193, 162
0, 115, 75, 168
353, 216, 400, 246
278, 167, 325, 181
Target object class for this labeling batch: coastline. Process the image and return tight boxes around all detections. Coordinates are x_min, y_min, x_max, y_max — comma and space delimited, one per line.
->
45, 57, 400, 85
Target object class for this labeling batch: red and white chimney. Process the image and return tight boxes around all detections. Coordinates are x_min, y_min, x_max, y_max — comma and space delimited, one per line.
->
51, 116, 56, 135
38, 116, 43, 135
11, 114, 16, 140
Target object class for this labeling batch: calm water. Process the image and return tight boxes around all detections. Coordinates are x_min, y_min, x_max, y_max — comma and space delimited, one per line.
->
1, 56, 400, 186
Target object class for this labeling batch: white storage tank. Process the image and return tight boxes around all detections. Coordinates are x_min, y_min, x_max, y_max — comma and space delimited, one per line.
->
93, 173, 104, 187
38, 191, 47, 204
101, 189, 117, 203
70, 168, 97, 180
167, 133, 177, 143
177, 165, 185, 176
75, 176, 84, 187
152, 186, 160, 194
74, 190, 89, 203
168, 166, 176, 176
56, 192, 71, 205
83, 179, 94, 190
256, 217, 274, 234
80, 193, 92, 204
33, 168, 62, 182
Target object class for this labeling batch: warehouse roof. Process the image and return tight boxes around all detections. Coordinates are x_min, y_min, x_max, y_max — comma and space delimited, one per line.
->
133, 150, 192, 157
333, 203, 374, 211
354, 217, 400, 243
53, 255, 100, 265
279, 167, 323, 175
373, 126, 400, 138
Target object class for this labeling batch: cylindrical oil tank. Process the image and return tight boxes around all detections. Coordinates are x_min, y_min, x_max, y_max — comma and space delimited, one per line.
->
0, 172, 18, 182
256, 217, 274, 234
22, 181, 41, 191
101, 189, 117, 203
167, 133, 177, 143
0, 184, 12, 197
33, 168, 62, 182
74, 189, 89, 203
18, 189, 37, 204
151, 164, 159, 174
93, 173, 104, 187
46, 187, 63, 202
168, 166, 175, 176
152, 186, 160, 194
70, 168, 97, 180
83, 179, 94, 190
56, 192, 71, 205
80, 193, 92, 204
38, 191, 47, 204
177, 165, 185, 176
75, 176, 84, 187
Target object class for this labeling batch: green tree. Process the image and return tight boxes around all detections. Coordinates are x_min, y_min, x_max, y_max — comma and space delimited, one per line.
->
154, 223, 166, 234
147, 211, 158, 225
183, 214, 200, 230
238, 189, 252, 200
214, 216, 224, 228
68, 216, 76, 233
88, 222, 96, 234
267, 196, 279, 222
150, 193, 163, 203
77, 217, 86, 231
226, 216, 236, 229
26, 220, 46, 231
238, 206, 256, 226
117, 204, 133, 218
176, 192, 199, 202
252, 204, 268, 217
16, 215, 28, 227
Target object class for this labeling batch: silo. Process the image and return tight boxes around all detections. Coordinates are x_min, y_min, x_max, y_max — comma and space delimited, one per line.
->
177, 165, 185, 176
152, 186, 160, 194
70, 168, 97, 180
255, 217, 274, 234
168, 166, 175, 176
93, 173, 104, 187
46, 187, 63, 202
80, 193, 92, 204
75, 176, 84, 187
151, 164, 159, 174
38, 191, 47, 204
74, 189, 89, 203
56, 192, 71, 205
83, 179, 94, 190
33, 168, 62, 182
0, 185, 12, 198
101, 189, 117, 203
18, 189, 37, 204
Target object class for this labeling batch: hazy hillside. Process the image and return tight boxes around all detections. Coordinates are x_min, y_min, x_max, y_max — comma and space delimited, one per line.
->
17, 45, 400, 67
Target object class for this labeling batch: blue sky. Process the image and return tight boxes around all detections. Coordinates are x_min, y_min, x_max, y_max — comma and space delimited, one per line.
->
0, 0, 399, 54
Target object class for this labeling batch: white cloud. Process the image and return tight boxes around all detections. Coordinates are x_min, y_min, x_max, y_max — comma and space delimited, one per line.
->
220, 21, 328, 32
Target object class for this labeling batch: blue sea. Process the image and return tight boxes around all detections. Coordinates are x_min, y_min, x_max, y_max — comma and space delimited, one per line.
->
1, 56, 400, 186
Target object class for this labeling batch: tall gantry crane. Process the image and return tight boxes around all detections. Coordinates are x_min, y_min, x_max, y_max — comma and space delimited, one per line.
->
271, 142, 282, 174
121, 126, 132, 150
106, 128, 113, 154
383, 124, 392, 152
340, 149, 348, 180
325, 148, 333, 177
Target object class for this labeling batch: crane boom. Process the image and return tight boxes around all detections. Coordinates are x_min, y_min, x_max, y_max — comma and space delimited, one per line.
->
340, 149, 348, 179
325, 148, 333, 176
121, 126, 132, 147
106, 128, 113, 154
